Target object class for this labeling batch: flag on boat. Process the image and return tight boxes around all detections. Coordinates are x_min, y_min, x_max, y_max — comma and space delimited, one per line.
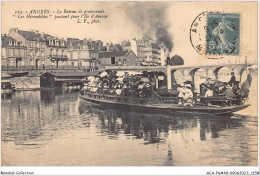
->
240, 57, 252, 98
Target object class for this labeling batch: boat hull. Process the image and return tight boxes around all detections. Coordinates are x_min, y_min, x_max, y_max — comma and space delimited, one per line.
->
78, 93, 250, 115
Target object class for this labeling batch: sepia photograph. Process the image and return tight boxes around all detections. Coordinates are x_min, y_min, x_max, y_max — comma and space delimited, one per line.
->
1, 1, 259, 175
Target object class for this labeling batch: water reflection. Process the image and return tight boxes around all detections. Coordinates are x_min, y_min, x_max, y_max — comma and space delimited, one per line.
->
1, 90, 257, 166
78, 102, 244, 144
1, 89, 79, 145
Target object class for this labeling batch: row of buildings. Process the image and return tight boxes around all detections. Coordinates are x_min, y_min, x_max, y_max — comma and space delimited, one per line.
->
1, 28, 164, 70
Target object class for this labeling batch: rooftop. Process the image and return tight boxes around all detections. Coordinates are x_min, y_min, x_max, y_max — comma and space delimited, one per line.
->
18, 30, 44, 42
98, 51, 128, 58
1, 35, 17, 46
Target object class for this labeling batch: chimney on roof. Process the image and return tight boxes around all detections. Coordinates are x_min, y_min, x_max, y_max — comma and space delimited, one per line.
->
83, 39, 87, 45
97, 41, 103, 51
9, 28, 18, 33
40, 32, 44, 38
106, 43, 109, 51
31, 30, 39, 34
166, 57, 171, 65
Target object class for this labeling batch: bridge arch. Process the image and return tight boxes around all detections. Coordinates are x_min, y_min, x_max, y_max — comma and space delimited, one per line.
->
189, 68, 207, 93
214, 66, 233, 82
172, 70, 184, 85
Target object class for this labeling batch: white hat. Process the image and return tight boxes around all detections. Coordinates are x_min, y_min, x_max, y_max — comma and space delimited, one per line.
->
186, 84, 192, 88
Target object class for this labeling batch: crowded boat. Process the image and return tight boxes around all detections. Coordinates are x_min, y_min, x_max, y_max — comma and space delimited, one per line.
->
80, 69, 250, 108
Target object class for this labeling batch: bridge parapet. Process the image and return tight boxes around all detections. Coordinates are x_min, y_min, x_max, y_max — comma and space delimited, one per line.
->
167, 63, 251, 90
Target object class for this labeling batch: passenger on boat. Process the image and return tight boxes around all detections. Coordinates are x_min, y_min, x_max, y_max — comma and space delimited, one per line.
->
183, 84, 193, 107
205, 87, 213, 97
178, 84, 185, 106
228, 72, 236, 86
218, 84, 226, 94
115, 88, 122, 95
172, 80, 178, 91
138, 81, 145, 89
205, 78, 213, 86
200, 83, 207, 97
220, 85, 234, 98
91, 87, 98, 93
232, 81, 240, 95
143, 83, 152, 98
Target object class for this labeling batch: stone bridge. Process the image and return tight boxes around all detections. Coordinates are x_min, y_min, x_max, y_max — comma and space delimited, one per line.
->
166, 63, 252, 90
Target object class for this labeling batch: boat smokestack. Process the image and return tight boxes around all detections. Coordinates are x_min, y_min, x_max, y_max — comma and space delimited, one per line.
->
166, 56, 171, 65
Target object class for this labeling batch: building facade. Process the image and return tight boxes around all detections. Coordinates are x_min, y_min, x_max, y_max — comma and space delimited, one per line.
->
44, 34, 67, 69
121, 38, 161, 65
1, 35, 26, 69
67, 38, 99, 70
98, 50, 138, 68
8, 28, 47, 69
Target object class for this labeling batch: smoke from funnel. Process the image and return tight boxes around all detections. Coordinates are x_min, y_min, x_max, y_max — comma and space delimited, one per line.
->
122, 2, 173, 52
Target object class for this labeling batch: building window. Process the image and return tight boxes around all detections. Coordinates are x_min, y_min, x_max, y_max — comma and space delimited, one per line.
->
18, 49, 22, 56
111, 57, 115, 64
7, 49, 10, 56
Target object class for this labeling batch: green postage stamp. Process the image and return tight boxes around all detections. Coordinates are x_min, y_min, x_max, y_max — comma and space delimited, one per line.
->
206, 13, 240, 55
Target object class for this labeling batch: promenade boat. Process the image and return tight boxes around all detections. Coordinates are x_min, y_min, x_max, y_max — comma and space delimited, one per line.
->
78, 89, 250, 115
78, 62, 252, 116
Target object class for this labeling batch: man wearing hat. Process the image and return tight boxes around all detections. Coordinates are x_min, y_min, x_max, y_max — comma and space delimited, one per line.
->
228, 72, 236, 86
178, 84, 185, 106
220, 84, 234, 98
183, 84, 194, 106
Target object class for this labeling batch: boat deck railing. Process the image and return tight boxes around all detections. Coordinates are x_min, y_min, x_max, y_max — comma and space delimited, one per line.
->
81, 86, 248, 107
81, 87, 154, 105
151, 90, 248, 106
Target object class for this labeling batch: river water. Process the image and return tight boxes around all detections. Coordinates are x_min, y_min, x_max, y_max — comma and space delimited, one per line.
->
1, 77, 258, 166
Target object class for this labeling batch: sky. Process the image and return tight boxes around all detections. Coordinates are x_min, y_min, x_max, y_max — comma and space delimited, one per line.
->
1, 1, 258, 64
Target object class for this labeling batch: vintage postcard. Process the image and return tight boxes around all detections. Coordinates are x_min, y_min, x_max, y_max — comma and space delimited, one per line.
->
1, 1, 258, 175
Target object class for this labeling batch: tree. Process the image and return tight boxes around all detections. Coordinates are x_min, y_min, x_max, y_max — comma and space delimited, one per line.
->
170, 55, 184, 66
